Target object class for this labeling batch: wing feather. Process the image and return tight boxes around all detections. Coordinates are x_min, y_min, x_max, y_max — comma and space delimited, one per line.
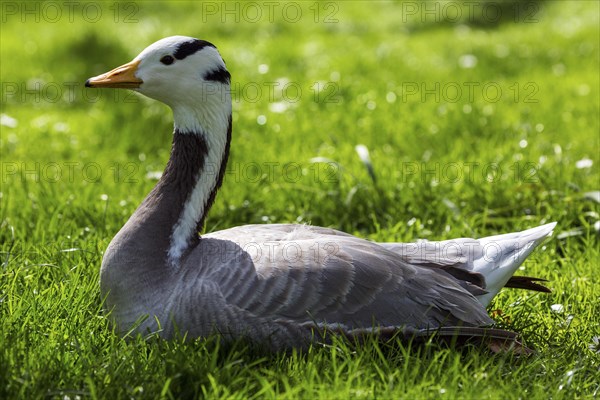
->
199, 225, 493, 331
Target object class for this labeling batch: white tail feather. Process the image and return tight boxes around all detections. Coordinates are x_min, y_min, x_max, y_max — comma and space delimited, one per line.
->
381, 222, 557, 307
474, 222, 556, 306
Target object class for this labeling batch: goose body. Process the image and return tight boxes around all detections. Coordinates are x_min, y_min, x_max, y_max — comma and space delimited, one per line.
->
87, 36, 556, 350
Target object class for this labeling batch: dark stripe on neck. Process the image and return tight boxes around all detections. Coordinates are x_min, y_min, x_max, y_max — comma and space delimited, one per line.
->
162, 123, 231, 237
146, 121, 231, 249
174, 39, 216, 60
159, 131, 208, 211
203, 66, 231, 84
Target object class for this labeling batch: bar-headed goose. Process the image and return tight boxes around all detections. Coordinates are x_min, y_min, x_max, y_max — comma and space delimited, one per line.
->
86, 36, 556, 351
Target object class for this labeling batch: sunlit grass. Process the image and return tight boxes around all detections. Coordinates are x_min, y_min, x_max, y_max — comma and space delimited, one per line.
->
1, 1, 598, 398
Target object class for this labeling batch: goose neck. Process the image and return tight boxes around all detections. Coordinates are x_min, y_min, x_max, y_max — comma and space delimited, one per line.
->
107, 113, 231, 268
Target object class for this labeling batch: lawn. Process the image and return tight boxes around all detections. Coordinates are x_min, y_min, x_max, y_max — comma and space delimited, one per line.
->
1, 1, 599, 398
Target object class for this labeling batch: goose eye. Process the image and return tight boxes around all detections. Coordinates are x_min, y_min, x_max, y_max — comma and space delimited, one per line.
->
160, 55, 175, 65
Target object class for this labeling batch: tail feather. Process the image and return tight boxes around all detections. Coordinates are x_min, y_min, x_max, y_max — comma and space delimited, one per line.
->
380, 222, 557, 306
505, 276, 551, 293
475, 222, 556, 306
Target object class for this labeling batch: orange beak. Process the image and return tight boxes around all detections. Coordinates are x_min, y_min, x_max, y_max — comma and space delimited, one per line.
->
85, 59, 143, 88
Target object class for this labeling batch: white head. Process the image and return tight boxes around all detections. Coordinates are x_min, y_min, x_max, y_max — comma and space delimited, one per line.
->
86, 36, 231, 135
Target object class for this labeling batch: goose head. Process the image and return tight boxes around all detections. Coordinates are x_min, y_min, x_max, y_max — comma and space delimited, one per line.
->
86, 35, 232, 135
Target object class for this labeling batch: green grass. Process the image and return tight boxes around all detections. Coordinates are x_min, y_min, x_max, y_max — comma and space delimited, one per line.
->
1, 1, 599, 398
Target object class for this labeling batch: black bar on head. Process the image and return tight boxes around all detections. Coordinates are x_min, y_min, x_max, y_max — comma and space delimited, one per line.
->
174, 39, 216, 60
203, 67, 231, 84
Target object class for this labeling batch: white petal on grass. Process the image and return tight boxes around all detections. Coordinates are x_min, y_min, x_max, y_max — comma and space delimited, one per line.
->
146, 171, 163, 180
551, 304, 564, 313
558, 370, 575, 391
309, 157, 337, 164
258, 64, 269, 74
554, 144, 562, 155
583, 191, 600, 204
309, 157, 342, 175
276, 77, 290, 86
442, 198, 460, 216
355, 144, 376, 183
60, 248, 81, 253
575, 158, 593, 169
269, 102, 289, 113
458, 54, 477, 69
0, 114, 18, 128
557, 228, 584, 240
53, 122, 69, 132
355, 145, 371, 164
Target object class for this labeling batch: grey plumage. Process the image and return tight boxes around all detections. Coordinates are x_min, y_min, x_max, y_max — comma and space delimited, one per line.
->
87, 36, 556, 351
